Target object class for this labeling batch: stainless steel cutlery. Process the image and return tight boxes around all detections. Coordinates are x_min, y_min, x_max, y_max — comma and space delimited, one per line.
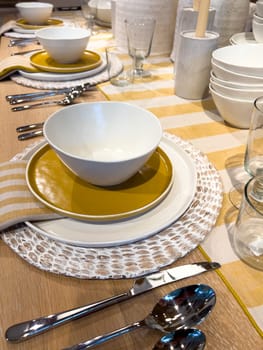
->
17, 129, 44, 141
6, 83, 94, 105
11, 94, 75, 111
16, 122, 44, 141
16, 122, 44, 132
5, 262, 220, 343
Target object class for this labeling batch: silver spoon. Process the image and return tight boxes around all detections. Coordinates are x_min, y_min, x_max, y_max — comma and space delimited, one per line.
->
63, 284, 216, 350
11, 94, 75, 112
153, 329, 206, 350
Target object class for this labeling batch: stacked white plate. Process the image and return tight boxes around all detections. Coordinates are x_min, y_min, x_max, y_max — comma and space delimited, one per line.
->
210, 44, 263, 128
114, 0, 178, 55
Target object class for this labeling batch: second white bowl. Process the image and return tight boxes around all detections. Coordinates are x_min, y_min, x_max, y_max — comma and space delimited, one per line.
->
16, 2, 53, 25
36, 27, 91, 64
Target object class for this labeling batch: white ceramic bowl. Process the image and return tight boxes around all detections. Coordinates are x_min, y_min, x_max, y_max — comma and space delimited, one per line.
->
43, 102, 163, 186
211, 59, 263, 84
89, 0, 111, 24
36, 27, 91, 64
252, 19, 263, 43
253, 12, 263, 24
256, 1, 263, 17
210, 79, 263, 100
209, 84, 254, 129
212, 44, 263, 77
15, 2, 53, 25
210, 71, 263, 89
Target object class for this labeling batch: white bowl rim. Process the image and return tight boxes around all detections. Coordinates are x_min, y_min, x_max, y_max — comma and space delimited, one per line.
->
211, 58, 263, 80
210, 70, 263, 88
212, 44, 263, 69
43, 101, 163, 163
36, 27, 91, 39
16, 2, 53, 8
210, 77, 263, 92
209, 83, 255, 102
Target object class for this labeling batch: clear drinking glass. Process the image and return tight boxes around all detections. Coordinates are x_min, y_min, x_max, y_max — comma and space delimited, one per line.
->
229, 96, 263, 208
106, 46, 132, 86
244, 96, 263, 177
80, 0, 96, 32
233, 176, 263, 270
125, 17, 156, 78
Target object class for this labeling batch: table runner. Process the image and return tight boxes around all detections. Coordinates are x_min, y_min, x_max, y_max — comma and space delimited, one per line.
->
96, 37, 263, 337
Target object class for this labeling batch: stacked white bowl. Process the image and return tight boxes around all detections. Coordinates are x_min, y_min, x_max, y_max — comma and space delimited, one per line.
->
253, 1, 263, 42
210, 44, 263, 128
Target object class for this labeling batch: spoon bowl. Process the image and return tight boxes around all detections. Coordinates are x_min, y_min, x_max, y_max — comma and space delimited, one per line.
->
144, 283, 216, 332
63, 284, 216, 350
153, 328, 206, 350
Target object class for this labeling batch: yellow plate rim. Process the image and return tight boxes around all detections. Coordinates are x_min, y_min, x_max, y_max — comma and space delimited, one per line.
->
30, 50, 102, 73
16, 18, 64, 30
26, 143, 174, 222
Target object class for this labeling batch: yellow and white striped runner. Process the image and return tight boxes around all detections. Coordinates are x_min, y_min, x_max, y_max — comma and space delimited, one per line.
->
90, 31, 263, 337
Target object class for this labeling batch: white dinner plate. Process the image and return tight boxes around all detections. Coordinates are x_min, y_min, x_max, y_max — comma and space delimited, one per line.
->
18, 57, 107, 81
13, 26, 37, 34
25, 134, 197, 247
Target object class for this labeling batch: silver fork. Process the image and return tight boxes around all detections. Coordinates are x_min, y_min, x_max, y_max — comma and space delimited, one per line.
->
6, 83, 93, 104
11, 94, 75, 112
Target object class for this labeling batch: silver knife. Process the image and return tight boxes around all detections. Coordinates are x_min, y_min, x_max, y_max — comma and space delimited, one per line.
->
5, 261, 220, 343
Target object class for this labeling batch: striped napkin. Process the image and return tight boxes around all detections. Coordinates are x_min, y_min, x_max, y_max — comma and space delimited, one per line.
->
0, 160, 59, 231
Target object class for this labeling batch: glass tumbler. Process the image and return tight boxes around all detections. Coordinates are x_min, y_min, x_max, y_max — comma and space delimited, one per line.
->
233, 176, 263, 270
244, 96, 263, 177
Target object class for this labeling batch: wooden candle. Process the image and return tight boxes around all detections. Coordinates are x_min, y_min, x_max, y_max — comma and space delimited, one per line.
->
195, 0, 210, 37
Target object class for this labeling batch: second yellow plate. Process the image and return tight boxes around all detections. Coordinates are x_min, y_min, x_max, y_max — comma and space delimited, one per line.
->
30, 50, 102, 73
16, 18, 63, 30
26, 144, 174, 222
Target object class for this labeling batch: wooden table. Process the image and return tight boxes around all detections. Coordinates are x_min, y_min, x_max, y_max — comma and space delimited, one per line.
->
0, 35, 262, 350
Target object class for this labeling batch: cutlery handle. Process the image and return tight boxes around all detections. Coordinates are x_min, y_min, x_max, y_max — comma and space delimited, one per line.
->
18, 130, 44, 141
16, 122, 44, 132
6, 90, 68, 102
11, 100, 60, 111
9, 93, 64, 105
63, 321, 142, 350
5, 292, 130, 343
11, 48, 41, 56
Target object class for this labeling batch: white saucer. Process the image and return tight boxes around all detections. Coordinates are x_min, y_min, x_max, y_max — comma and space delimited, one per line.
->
24, 134, 197, 247
18, 57, 107, 81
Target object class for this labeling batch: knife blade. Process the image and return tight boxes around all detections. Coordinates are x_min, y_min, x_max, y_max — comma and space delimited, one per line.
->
5, 261, 220, 343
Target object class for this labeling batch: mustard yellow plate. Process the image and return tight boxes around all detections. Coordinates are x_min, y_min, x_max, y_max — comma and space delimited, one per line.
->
26, 144, 173, 222
16, 18, 63, 30
30, 50, 102, 73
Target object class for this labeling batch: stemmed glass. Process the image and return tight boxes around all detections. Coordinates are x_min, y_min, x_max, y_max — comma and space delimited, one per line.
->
80, 0, 96, 32
125, 17, 156, 78
229, 96, 263, 208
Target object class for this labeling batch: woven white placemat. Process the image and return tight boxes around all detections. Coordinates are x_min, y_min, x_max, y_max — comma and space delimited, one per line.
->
1, 133, 223, 279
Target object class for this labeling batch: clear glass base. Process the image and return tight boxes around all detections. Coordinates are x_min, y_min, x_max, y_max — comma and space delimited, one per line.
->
228, 183, 244, 209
